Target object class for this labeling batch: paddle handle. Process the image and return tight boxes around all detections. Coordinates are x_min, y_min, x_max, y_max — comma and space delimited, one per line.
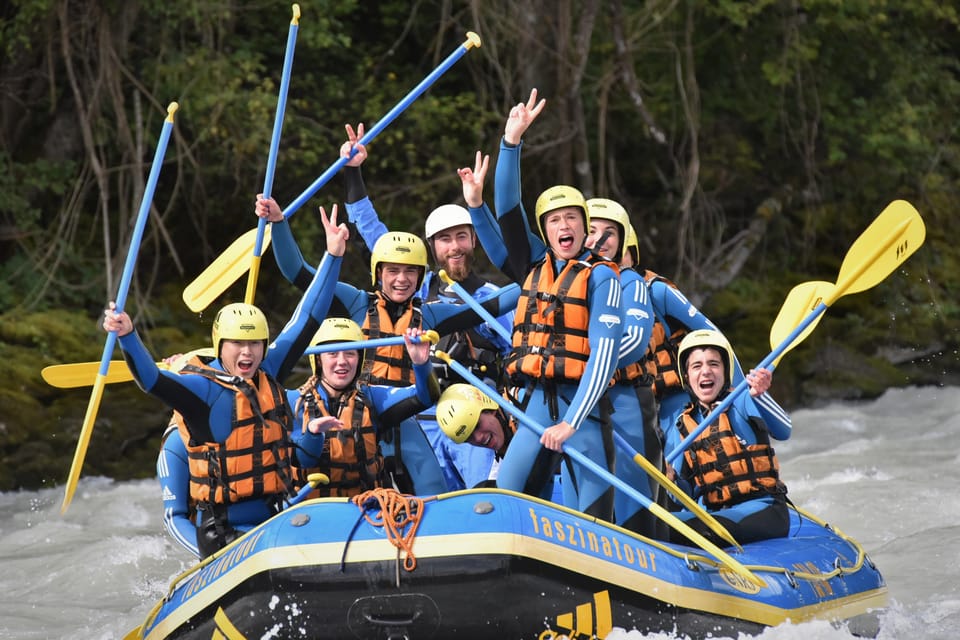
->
108, 104, 179, 337
280, 33, 481, 221
437, 269, 512, 343
248, 5, 302, 304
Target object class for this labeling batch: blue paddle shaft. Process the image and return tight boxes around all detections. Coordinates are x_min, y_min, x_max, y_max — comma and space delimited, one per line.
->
100, 112, 176, 375
303, 334, 429, 355
280, 37, 475, 221
665, 302, 826, 465
254, 16, 299, 259
441, 276, 512, 343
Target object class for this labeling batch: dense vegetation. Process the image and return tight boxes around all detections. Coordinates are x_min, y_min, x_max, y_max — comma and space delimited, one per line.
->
2, 1, 958, 491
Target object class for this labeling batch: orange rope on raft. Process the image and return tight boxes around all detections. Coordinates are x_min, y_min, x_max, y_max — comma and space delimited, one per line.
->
351, 488, 429, 571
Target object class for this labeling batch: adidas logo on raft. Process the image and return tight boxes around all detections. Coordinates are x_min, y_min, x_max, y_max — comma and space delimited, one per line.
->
547, 590, 613, 639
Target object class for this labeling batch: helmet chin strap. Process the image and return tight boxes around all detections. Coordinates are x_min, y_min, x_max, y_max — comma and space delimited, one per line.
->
588, 227, 614, 260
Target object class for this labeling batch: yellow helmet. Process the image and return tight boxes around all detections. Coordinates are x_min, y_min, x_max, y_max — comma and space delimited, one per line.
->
585, 198, 630, 262
309, 317, 365, 376
370, 231, 428, 288
676, 329, 735, 389
211, 303, 269, 357
624, 223, 640, 266
533, 185, 588, 240
435, 383, 500, 444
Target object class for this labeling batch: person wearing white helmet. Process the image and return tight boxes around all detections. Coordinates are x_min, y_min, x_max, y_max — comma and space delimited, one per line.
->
323, 123, 518, 492
667, 330, 790, 546
479, 89, 623, 523
104, 205, 347, 557
254, 146, 519, 496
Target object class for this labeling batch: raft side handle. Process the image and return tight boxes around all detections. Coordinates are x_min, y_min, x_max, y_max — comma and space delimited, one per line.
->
683, 553, 701, 572
834, 557, 846, 576
785, 569, 799, 589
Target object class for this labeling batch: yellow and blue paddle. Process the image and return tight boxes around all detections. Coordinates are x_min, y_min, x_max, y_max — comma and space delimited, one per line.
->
61, 102, 179, 514
246, 4, 301, 305
183, 32, 483, 313
666, 200, 926, 465
434, 350, 767, 588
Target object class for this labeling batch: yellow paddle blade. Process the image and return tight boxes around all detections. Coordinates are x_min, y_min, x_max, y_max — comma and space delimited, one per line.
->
122, 626, 142, 640
768, 280, 835, 365
833, 200, 926, 300
629, 451, 741, 551
182, 225, 272, 313
61, 375, 107, 513
41, 348, 215, 389
42, 360, 135, 388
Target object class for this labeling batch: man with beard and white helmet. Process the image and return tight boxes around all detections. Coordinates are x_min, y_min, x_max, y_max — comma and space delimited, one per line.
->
329, 123, 516, 491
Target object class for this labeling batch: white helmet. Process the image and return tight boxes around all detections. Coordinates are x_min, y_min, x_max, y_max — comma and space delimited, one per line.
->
425, 204, 473, 240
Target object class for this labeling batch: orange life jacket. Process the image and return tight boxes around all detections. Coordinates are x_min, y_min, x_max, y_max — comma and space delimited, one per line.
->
296, 378, 383, 498
361, 292, 422, 387
174, 358, 299, 506
506, 255, 617, 384
677, 407, 786, 509
642, 269, 687, 397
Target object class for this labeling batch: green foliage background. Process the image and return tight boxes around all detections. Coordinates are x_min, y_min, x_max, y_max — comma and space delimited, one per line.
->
1, 0, 957, 491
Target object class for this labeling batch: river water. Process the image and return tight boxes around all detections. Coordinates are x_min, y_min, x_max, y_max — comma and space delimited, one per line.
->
2, 385, 958, 640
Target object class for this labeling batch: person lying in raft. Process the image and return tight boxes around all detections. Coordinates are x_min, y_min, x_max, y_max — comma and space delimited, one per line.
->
432, 383, 516, 487
666, 329, 791, 546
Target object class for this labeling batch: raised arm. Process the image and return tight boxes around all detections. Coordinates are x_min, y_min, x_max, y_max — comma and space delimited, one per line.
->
340, 123, 388, 254
255, 195, 315, 291
266, 205, 348, 383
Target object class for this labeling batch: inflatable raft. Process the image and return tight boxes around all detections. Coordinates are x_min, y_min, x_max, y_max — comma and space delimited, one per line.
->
128, 488, 886, 640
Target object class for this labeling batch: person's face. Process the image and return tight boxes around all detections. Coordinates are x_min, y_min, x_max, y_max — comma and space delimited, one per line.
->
685, 347, 726, 405
320, 349, 360, 391
543, 207, 586, 260
467, 410, 505, 451
431, 224, 475, 281
379, 263, 422, 303
586, 219, 621, 261
219, 340, 265, 380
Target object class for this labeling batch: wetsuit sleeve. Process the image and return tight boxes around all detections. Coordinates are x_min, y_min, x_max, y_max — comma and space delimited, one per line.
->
421, 283, 521, 337
269, 218, 316, 291
265, 252, 343, 383
158, 431, 200, 558
747, 391, 792, 440
493, 139, 546, 281
333, 281, 371, 326
344, 196, 388, 255
467, 202, 507, 272
472, 283, 515, 355
561, 265, 622, 430
650, 280, 719, 335
286, 389, 325, 468
618, 271, 655, 367
366, 368, 435, 430
727, 353, 792, 441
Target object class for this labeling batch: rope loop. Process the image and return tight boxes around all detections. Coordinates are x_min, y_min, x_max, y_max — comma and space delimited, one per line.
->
352, 488, 427, 571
